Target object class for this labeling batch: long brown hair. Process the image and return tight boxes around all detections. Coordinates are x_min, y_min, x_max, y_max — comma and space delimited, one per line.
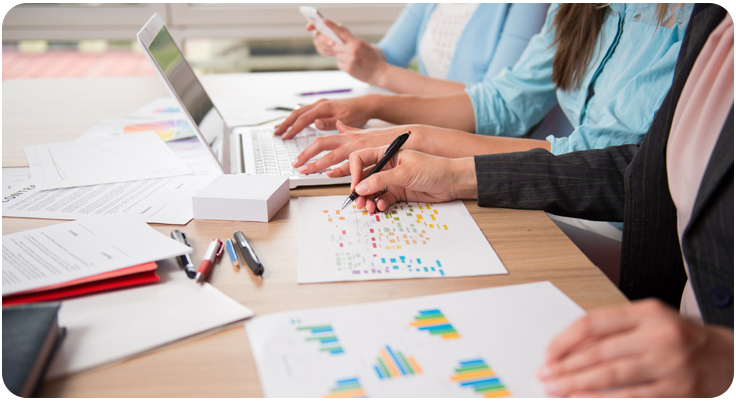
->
551, 4, 671, 91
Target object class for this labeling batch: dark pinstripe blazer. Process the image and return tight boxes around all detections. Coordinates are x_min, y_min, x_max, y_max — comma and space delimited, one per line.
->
473, 4, 733, 327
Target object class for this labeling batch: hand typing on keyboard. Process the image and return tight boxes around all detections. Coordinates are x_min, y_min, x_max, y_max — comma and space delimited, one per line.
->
252, 126, 336, 176
292, 121, 418, 177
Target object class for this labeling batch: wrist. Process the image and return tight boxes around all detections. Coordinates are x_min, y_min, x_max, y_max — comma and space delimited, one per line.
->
449, 157, 477, 199
369, 60, 391, 88
368, 93, 391, 120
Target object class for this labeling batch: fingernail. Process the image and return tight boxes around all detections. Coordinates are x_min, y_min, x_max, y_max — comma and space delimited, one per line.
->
537, 366, 552, 380
355, 183, 368, 193
292, 157, 299, 166
316, 120, 324, 129
298, 166, 309, 173
544, 381, 560, 396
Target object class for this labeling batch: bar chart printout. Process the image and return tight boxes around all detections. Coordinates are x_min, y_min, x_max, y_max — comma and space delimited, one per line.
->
451, 359, 511, 398
296, 324, 344, 355
410, 309, 460, 339
324, 377, 366, 398
298, 196, 507, 283
373, 345, 421, 380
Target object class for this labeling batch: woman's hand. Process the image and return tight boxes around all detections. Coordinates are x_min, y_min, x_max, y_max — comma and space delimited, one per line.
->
307, 19, 388, 86
273, 95, 379, 139
347, 146, 477, 214
294, 122, 416, 174
294, 122, 492, 175
539, 299, 734, 397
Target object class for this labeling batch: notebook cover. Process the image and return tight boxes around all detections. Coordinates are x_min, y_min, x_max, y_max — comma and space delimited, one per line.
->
2, 303, 62, 397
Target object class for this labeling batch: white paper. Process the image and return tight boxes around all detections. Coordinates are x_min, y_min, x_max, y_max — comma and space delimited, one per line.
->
2, 171, 219, 225
298, 197, 507, 283
24, 132, 193, 190
129, 97, 289, 127
79, 123, 223, 175
246, 281, 586, 398
46, 259, 254, 379
1, 215, 192, 295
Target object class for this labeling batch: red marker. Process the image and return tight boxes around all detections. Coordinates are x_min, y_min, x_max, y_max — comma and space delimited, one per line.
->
195, 238, 224, 283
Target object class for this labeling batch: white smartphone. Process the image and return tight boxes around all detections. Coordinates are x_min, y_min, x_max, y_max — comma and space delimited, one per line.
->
299, 6, 344, 44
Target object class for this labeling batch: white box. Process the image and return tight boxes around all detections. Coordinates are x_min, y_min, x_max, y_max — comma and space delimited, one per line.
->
192, 175, 289, 222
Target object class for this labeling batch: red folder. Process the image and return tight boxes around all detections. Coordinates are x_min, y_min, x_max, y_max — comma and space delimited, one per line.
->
2, 263, 159, 307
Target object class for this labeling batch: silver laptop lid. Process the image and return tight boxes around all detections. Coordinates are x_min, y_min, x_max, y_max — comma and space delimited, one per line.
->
137, 13, 229, 173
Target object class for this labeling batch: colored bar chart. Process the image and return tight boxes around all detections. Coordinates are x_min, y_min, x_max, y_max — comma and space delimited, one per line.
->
324, 377, 366, 398
410, 309, 460, 339
123, 120, 194, 141
451, 359, 511, 398
296, 324, 344, 355
373, 345, 422, 380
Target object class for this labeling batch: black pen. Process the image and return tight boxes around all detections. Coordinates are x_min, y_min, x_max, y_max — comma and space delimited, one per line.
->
341, 131, 410, 210
233, 230, 264, 276
171, 229, 196, 278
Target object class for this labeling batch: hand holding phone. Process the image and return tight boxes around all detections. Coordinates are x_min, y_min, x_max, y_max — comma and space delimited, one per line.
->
300, 6, 344, 45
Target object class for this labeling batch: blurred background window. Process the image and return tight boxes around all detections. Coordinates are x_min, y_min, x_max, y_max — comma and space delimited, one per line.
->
2, 3, 404, 80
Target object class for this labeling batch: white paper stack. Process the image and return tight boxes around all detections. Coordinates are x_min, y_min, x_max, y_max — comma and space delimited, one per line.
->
192, 175, 289, 222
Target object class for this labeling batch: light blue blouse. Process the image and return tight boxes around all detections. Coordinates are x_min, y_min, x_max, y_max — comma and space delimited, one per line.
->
376, 3, 549, 86
467, 3, 694, 155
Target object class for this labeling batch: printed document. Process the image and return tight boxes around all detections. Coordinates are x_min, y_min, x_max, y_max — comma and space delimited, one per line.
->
246, 281, 586, 397
24, 131, 192, 190
2, 168, 218, 225
297, 196, 507, 283
2, 215, 192, 295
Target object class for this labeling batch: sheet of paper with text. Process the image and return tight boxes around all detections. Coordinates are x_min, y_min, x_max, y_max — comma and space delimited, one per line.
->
297, 196, 507, 283
246, 281, 586, 397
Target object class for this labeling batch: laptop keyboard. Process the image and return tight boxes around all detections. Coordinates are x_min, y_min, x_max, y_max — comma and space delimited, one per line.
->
248, 127, 331, 176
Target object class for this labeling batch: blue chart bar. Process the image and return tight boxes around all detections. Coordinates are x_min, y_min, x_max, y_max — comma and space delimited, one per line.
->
386, 346, 406, 375
296, 324, 344, 355
460, 378, 502, 387
459, 359, 486, 368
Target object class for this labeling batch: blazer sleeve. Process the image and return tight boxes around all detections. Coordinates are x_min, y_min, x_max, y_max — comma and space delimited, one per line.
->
474, 144, 639, 222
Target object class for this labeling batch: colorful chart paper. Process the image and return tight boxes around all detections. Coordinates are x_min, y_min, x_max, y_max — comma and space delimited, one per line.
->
123, 119, 194, 141
296, 324, 344, 355
451, 359, 511, 398
246, 282, 587, 397
410, 309, 460, 339
373, 345, 421, 380
298, 197, 507, 283
324, 377, 366, 398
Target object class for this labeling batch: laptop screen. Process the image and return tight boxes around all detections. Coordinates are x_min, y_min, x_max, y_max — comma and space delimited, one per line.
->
147, 26, 226, 159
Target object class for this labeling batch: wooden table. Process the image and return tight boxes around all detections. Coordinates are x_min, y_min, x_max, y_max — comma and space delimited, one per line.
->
2, 73, 627, 397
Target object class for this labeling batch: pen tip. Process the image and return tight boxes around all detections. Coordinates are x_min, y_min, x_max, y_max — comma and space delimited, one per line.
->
194, 273, 203, 283
341, 198, 351, 210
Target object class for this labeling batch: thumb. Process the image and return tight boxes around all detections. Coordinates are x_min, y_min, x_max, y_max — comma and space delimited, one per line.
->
355, 167, 406, 195
323, 19, 352, 42
336, 120, 360, 133
314, 117, 338, 130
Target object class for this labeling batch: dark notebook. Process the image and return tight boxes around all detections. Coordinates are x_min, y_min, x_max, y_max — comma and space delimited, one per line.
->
3, 302, 65, 397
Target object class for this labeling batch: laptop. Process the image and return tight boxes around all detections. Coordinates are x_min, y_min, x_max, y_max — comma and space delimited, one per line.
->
136, 13, 351, 188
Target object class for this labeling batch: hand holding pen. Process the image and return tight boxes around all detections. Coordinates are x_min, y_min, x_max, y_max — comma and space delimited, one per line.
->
342, 131, 410, 210
345, 135, 476, 214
